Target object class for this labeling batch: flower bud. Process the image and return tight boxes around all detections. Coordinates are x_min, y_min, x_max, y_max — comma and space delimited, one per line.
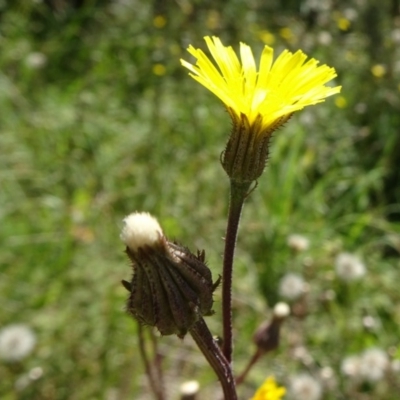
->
253, 302, 290, 353
121, 212, 219, 338
180, 380, 200, 400
221, 110, 290, 184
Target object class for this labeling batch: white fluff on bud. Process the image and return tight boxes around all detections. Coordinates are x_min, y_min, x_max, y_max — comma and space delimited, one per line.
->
273, 302, 290, 318
121, 212, 163, 252
180, 380, 200, 395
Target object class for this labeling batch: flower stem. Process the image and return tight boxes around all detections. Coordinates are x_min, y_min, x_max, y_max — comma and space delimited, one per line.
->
222, 180, 252, 364
189, 318, 237, 400
137, 323, 165, 400
235, 348, 263, 385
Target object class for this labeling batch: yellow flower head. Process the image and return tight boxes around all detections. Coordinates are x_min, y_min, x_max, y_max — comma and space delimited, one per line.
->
181, 36, 341, 183
251, 376, 286, 400
181, 36, 341, 132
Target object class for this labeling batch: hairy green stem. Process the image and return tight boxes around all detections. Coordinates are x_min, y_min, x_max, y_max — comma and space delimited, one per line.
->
190, 318, 237, 400
222, 180, 252, 363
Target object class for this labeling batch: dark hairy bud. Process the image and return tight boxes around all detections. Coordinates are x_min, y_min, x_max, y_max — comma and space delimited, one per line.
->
121, 213, 219, 338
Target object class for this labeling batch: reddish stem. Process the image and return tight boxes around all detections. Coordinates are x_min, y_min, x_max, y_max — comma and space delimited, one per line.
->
221, 181, 251, 364
190, 318, 237, 400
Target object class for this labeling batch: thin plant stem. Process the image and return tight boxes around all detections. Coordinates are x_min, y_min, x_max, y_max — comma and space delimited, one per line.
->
137, 323, 165, 400
235, 348, 263, 385
222, 180, 252, 364
150, 328, 165, 397
190, 318, 238, 400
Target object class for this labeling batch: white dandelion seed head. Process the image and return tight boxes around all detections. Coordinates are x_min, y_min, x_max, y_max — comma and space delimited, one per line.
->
359, 348, 389, 382
29, 366, 43, 380
120, 212, 163, 252
14, 366, 44, 391
0, 324, 36, 362
354, 102, 367, 114
279, 273, 306, 300
341, 355, 362, 378
317, 31, 332, 46
15, 375, 31, 391
319, 366, 337, 390
273, 302, 290, 318
287, 234, 310, 252
391, 28, 400, 44
25, 52, 47, 69
292, 346, 314, 366
334, 252, 366, 282
391, 359, 400, 373
362, 315, 379, 330
343, 8, 358, 21
289, 373, 322, 400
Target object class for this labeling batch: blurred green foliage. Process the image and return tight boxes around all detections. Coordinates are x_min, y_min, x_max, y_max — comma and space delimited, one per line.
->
1, 0, 399, 399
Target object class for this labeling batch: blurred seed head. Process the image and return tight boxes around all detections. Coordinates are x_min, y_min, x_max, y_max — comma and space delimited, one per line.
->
334, 252, 366, 282
317, 31, 332, 46
341, 355, 362, 378
0, 324, 36, 362
320, 289, 336, 303
394, 60, 400, 75
354, 102, 367, 114
391, 28, 400, 44
391, 359, 400, 373
287, 234, 310, 252
24, 52, 47, 69
299, 110, 316, 126
362, 315, 379, 331
341, 348, 389, 383
359, 348, 389, 382
302, 0, 331, 12
343, 8, 358, 21
319, 366, 337, 390
279, 273, 307, 301
292, 346, 314, 366
289, 373, 322, 400
15, 366, 44, 391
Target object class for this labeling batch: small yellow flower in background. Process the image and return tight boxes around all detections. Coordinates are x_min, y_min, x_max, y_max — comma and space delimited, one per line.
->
371, 64, 386, 78
337, 17, 351, 31
279, 27, 294, 42
181, 36, 341, 183
152, 63, 166, 76
153, 15, 166, 28
206, 9, 221, 30
335, 95, 347, 108
345, 51, 356, 62
258, 30, 276, 45
251, 376, 286, 400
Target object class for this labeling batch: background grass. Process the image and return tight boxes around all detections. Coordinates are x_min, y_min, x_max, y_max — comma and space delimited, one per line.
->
1, 0, 400, 399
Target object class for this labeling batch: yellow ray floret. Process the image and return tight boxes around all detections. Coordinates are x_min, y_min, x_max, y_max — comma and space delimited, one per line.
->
250, 376, 286, 400
181, 36, 341, 130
